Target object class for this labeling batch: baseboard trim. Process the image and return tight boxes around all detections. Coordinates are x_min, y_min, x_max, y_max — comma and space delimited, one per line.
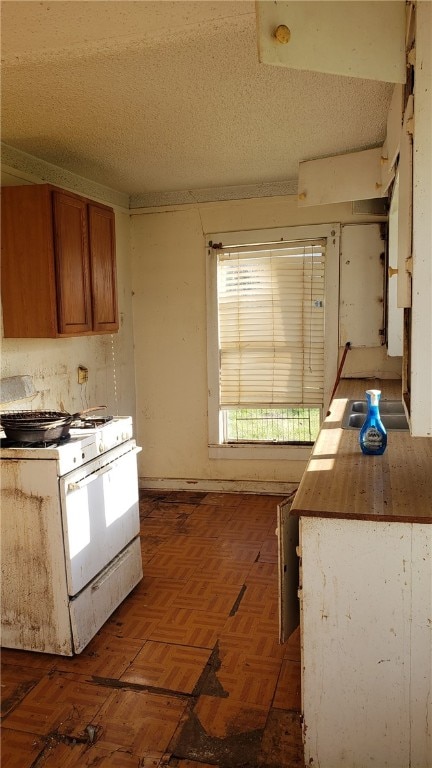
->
139, 477, 298, 496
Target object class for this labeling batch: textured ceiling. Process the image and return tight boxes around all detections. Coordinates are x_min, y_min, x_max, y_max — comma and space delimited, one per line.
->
1, 1, 393, 201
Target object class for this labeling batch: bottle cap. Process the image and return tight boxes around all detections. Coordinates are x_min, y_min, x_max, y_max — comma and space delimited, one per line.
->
366, 389, 381, 406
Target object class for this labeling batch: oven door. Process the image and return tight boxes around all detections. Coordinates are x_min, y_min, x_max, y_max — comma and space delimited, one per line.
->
60, 440, 141, 596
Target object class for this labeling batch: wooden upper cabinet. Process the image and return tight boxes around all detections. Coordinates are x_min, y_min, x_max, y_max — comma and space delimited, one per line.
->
1, 184, 119, 338
88, 203, 118, 333
53, 190, 93, 334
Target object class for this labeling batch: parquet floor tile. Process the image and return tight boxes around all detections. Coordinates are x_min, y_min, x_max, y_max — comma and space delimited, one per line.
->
283, 625, 302, 663
175, 519, 231, 539
149, 608, 225, 648
218, 539, 262, 562
245, 560, 279, 584
170, 578, 240, 613
0, 728, 44, 767
236, 495, 289, 513
139, 520, 180, 538
191, 505, 236, 522
257, 535, 279, 563
193, 557, 251, 585
32, 742, 88, 767
52, 634, 143, 678
131, 575, 183, 603
200, 493, 243, 507
1, 664, 46, 718
273, 659, 301, 711
0, 647, 58, 671
1, 490, 303, 768
94, 690, 188, 753
241, 581, 279, 609
149, 538, 217, 564
120, 641, 211, 693
221, 521, 272, 540
215, 651, 281, 708
144, 559, 200, 582
3, 671, 110, 737
147, 504, 199, 520
219, 616, 286, 660
104, 612, 163, 641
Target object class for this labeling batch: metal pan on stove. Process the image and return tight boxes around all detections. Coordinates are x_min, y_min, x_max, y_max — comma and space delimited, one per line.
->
0, 406, 106, 443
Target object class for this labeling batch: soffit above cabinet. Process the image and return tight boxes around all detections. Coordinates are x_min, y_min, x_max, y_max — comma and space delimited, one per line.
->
256, 0, 406, 84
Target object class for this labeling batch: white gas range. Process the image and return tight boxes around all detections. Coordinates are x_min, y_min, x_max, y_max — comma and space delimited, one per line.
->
1, 417, 143, 655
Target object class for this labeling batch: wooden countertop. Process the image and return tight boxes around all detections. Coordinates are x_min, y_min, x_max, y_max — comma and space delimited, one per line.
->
291, 379, 432, 524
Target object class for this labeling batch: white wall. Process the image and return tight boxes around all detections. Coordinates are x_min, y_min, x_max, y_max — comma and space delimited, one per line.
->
0, 167, 136, 426
131, 195, 401, 489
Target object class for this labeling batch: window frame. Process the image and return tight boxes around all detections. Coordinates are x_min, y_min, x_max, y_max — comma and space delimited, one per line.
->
206, 224, 340, 460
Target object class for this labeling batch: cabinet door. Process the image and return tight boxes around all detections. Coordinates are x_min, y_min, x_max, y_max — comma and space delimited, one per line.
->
53, 191, 93, 334
339, 224, 385, 348
1, 184, 58, 338
88, 204, 118, 332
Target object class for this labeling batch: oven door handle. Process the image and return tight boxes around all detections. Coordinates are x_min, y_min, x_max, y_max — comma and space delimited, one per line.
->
67, 464, 113, 492
67, 445, 142, 492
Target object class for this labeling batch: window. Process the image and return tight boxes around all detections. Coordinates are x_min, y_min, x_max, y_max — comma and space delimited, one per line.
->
207, 225, 340, 459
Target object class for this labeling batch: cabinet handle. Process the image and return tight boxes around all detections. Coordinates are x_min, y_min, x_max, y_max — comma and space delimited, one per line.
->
67, 464, 113, 492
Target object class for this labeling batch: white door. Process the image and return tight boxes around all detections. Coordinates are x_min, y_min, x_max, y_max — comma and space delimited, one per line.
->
60, 441, 141, 595
277, 495, 300, 643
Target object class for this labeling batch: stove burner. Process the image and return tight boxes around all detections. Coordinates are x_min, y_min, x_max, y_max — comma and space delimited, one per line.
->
0, 433, 72, 449
73, 416, 114, 429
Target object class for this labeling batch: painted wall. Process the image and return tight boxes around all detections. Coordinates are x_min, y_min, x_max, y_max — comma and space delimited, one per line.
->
130, 196, 402, 488
0, 167, 136, 426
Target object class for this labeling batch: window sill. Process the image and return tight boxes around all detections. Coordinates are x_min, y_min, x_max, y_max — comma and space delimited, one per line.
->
208, 443, 313, 461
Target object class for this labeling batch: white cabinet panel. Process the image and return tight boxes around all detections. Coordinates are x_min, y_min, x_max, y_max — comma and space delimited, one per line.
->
410, 0, 432, 438
339, 224, 384, 347
387, 175, 404, 356
397, 95, 414, 309
256, 1, 406, 83
381, 83, 404, 193
298, 147, 383, 207
300, 516, 432, 768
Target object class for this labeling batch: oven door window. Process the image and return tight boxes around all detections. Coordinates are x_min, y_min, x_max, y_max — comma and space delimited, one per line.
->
60, 443, 140, 596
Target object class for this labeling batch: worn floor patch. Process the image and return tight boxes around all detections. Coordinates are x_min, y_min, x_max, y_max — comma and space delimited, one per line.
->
1, 679, 39, 718
170, 708, 263, 768
258, 709, 303, 768
192, 643, 228, 698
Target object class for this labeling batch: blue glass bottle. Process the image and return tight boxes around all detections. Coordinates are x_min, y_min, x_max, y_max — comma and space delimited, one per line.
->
359, 389, 387, 455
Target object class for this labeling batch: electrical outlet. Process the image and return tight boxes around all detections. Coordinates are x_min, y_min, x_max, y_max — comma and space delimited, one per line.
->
78, 366, 88, 384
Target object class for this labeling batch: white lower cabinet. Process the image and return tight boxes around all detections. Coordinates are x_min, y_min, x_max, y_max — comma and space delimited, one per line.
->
300, 516, 432, 768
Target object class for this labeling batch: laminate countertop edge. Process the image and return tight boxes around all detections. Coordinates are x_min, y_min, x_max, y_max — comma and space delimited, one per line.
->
290, 378, 432, 524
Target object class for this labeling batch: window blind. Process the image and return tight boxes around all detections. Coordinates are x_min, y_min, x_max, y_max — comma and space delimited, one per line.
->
216, 240, 326, 408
